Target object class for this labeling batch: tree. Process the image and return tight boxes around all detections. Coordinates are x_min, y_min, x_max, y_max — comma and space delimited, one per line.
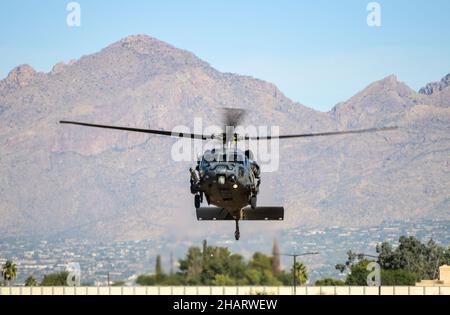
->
1, 260, 17, 286
336, 236, 445, 286
244, 268, 261, 285
112, 281, 125, 287
275, 271, 293, 286
25, 276, 38, 287
155, 255, 163, 276
292, 261, 308, 286
247, 252, 282, 286
271, 238, 281, 275
377, 236, 449, 281
201, 247, 238, 285
380, 269, 416, 286
335, 251, 373, 286
249, 252, 272, 272
227, 254, 247, 283
337, 254, 419, 286
136, 274, 157, 286
315, 278, 346, 286
40, 271, 69, 286
212, 274, 235, 286
344, 260, 371, 286
335, 250, 366, 273
136, 240, 308, 287
202, 240, 208, 266
179, 246, 203, 285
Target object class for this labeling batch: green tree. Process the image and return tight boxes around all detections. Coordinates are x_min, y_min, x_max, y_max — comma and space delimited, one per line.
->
335, 250, 366, 273
335, 251, 373, 286
40, 271, 69, 286
201, 247, 238, 285
377, 236, 449, 281
315, 278, 346, 286
212, 274, 235, 286
25, 275, 38, 287
338, 255, 418, 286
275, 271, 293, 286
272, 238, 281, 275
136, 240, 311, 287
1, 260, 17, 286
162, 273, 186, 286
112, 280, 125, 287
227, 254, 247, 283
380, 269, 416, 286
292, 261, 308, 286
179, 247, 203, 285
155, 255, 163, 276
345, 261, 371, 286
136, 274, 157, 286
336, 236, 445, 286
202, 240, 208, 266
246, 252, 283, 286
244, 268, 261, 285
249, 252, 272, 271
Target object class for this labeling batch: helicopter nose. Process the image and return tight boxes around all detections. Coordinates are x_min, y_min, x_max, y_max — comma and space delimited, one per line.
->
215, 165, 227, 175
218, 175, 226, 185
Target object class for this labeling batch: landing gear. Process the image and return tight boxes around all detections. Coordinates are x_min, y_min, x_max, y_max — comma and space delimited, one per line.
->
250, 196, 257, 210
189, 167, 200, 194
195, 194, 201, 209
234, 220, 240, 241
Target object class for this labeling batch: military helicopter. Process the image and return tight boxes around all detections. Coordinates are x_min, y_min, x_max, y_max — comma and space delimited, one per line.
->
60, 109, 397, 240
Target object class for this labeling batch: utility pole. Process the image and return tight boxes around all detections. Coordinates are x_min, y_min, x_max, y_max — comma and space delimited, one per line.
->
170, 252, 174, 276
107, 272, 110, 287
280, 252, 319, 295
293, 255, 297, 290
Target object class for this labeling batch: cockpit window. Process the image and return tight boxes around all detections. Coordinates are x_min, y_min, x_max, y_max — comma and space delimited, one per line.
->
202, 150, 246, 165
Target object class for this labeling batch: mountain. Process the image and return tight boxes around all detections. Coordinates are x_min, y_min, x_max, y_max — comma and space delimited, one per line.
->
419, 74, 450, 108
0, 35, 449, 241
419, 73, 450, 96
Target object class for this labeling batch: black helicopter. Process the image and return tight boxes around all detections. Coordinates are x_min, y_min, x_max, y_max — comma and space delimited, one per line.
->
60, 109, 397, 240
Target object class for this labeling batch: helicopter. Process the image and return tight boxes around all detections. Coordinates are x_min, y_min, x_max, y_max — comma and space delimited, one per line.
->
60, 108, 397, 240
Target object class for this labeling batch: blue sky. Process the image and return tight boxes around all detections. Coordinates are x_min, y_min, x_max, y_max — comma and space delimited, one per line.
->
1, 0, 449, 111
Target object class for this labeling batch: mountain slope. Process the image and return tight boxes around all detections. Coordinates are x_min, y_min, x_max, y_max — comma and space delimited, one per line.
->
0, 35, 449, 241
419, 73, 450, 108
419, 73, 450, 96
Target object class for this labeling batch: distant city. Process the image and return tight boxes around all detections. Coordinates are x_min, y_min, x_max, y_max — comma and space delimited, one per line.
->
1, 220, 449, 285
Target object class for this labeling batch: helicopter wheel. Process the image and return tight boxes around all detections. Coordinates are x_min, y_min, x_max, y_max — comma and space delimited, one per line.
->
250, 196, 257, 210
194, 195, 201, 209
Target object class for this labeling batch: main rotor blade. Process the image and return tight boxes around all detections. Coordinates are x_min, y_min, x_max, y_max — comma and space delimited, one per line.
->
60, 121, 214, 140
245, 126, 398, 140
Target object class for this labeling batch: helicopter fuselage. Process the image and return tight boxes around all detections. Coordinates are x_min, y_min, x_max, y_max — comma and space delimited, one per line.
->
190, 148, 260, 218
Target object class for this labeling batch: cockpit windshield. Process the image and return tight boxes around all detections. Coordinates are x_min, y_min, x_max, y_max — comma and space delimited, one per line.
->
202, 150, 246, 165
